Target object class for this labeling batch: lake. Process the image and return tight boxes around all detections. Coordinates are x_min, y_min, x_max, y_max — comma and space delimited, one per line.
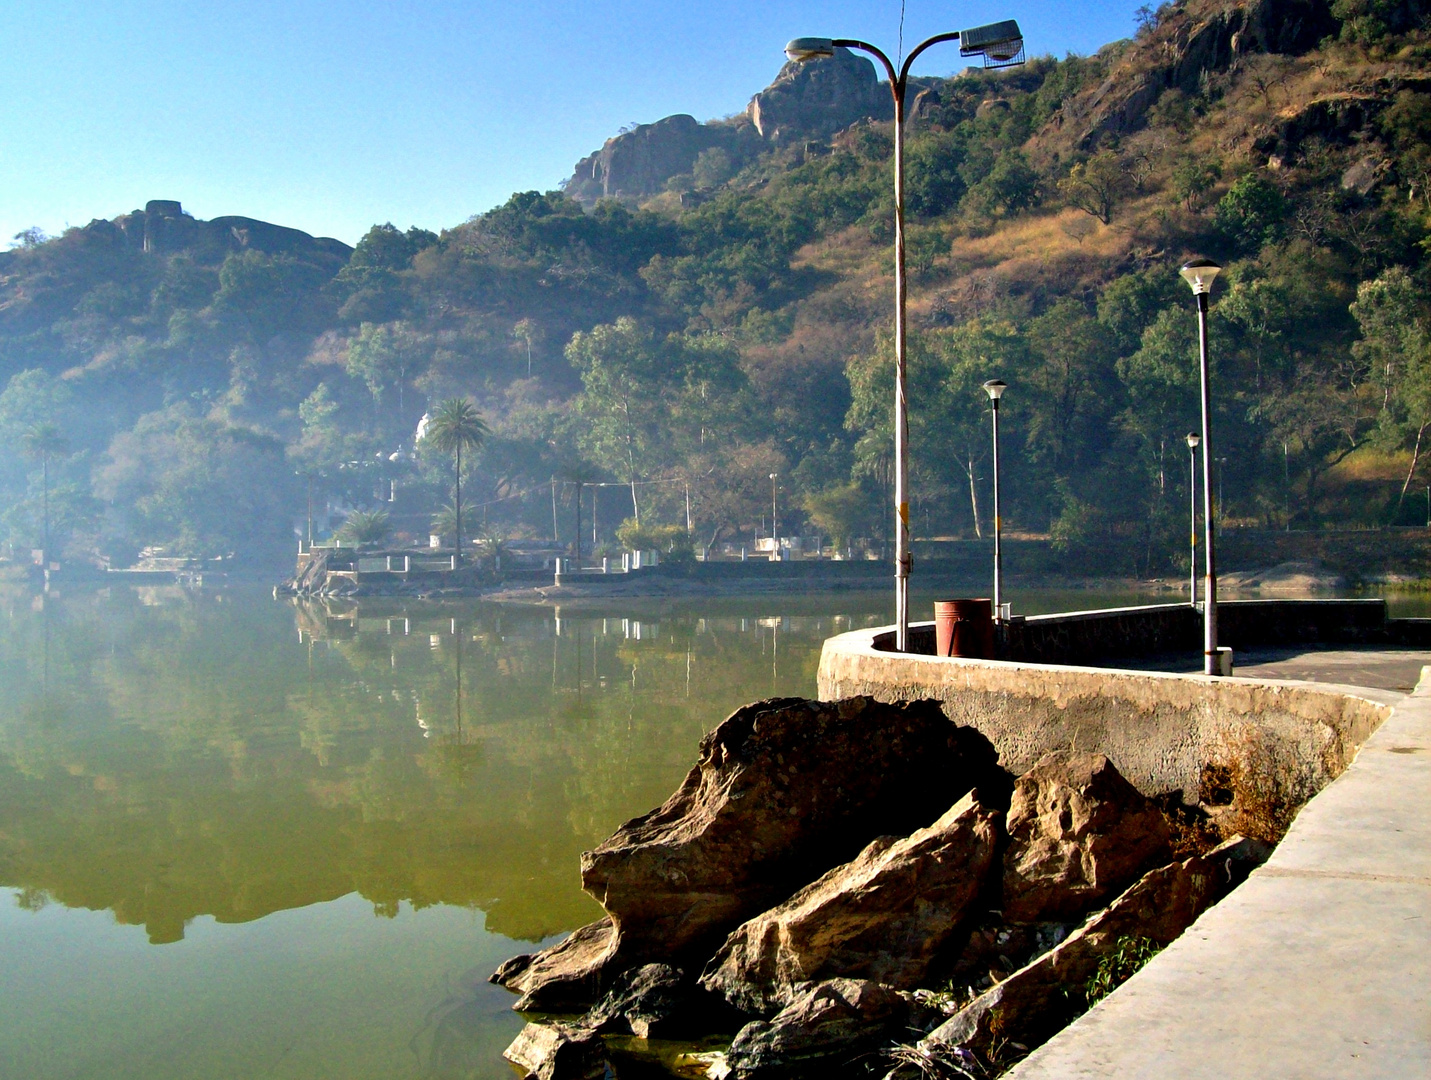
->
0, 582, 1415, 1078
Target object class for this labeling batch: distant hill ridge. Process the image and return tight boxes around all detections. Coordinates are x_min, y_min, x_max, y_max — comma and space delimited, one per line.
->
74, 199, 351, 265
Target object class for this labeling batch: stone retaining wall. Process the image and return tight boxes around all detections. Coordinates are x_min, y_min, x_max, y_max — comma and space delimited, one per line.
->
819, 602, 1403, 806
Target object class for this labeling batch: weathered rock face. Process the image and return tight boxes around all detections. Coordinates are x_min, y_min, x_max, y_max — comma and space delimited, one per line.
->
747, 48, 892, 143
503, 1021, 612, 1080
582, 963, 741, 1039
563, 47, 892, 204
565, 115, 748, 204
926, 835, 1268, 1059
490, 916, 616, 1012
1000, 751, 1171, 923
702, 791, 1001, 1016
1066, 0, 1338, 147
583, 697, 1006, 975
85, 199, 351, 267
719, 978, 939, 1080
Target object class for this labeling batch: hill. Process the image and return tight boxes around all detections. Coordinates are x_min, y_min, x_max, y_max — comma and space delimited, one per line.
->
3, 0, 1431, 575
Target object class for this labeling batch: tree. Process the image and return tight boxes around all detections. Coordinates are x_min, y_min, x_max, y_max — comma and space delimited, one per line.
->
337, 508, 391, 548
1059, 151, 1127, 225
423, 398, 489, 560
1351, 267, 1431, 514
21, 423, 70, 557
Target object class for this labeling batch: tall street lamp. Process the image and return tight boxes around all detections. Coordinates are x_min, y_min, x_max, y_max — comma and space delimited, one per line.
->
1180, 258, 1223, 674
785, 19, 1024, 652
1185, 432, 1200, 607
770, 473, 779, 555
983, 380, 1008, 621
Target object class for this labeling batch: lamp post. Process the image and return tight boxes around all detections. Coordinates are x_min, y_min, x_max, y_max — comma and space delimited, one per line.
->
983, 380, 1007, 620
770, 473, 779, 557
1185, 432, 1200, 607
1180, 258, 1223, 675
785, 19, 1024, 651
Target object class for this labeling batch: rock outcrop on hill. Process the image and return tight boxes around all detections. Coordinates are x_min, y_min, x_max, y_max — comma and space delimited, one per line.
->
564, 47, 891, 204
76, 199, 351, 267
1056, 0, 1339, 149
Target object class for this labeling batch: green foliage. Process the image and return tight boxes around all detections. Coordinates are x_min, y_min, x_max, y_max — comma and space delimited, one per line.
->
1083, 936, 1162, 1006
1215, 175, 1288, 254
337, 508, 392, 548
803, 482, 871, 548
614, 518, 688, 554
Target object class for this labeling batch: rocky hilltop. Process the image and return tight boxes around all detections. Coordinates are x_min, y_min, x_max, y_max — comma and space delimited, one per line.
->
564, 47, 893, 204
72, 199, 352, 267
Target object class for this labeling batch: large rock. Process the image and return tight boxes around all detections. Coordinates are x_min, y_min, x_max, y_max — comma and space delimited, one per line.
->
565, 114, 746, 204
716, 978, 939, 1080
491, 916, 617, 1012
1000, 751, 1171, 923
702, 791, 1001, 1016
582, 963, 741, 1039
503, 1021, 612, 1080
925, 835, 1268, 1061
501, 697, 1005, 1011
747, 48, 892, 143
584, 697, 1005, 973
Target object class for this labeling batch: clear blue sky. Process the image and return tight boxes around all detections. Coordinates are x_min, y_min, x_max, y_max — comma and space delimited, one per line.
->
1, 1, 1142, 247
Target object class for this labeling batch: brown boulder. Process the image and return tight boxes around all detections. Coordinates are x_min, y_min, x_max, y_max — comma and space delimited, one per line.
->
717, 978, 939, 1080
503, 1021, 611, 1080
1000, 751, 1171, 923
927, 835, 1267, 1060
702, 791, 1002, 1016
491, 917, 616, 1012
582, 697, 1004, 976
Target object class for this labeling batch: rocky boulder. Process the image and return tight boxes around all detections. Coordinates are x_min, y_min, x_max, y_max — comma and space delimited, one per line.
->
715, 978, 940, 1080
582, 963, 741, 1039
702, 790, 1002, 1016
498, 697, 1005, 1011
924, 835, 1267, 1060
491, 916, 617, 1013
583, 697, 1005, 973
1000, 750, 1171, 923
503, 1021, 612, 1080
748, 48, 892, 143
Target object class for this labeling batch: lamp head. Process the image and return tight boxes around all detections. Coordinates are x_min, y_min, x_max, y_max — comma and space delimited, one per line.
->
983, 379, 1008, 401
770, 473, 778, 480
1180, 258, 1222, 296
1186, 432, 1201, 450
784, 37, 835, 62
960, 20, 1025, 66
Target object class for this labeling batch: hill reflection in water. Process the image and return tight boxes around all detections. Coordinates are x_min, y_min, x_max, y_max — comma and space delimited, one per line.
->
0, 584, 884, 1079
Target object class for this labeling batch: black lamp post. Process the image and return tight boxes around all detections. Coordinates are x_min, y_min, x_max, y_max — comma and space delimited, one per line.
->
983, 379, 1008, 620
1185, 432, 1200, 608
785, 19, 1024, 651
1180, 258, 1223, 674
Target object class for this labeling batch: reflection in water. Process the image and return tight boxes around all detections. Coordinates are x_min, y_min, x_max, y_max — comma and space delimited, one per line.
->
0, 584, 876, 1079
11, 582, 1397, 1077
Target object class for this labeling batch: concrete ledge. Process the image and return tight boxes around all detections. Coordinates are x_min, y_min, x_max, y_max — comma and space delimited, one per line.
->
819, 622, 1397, 802
1006, 669, 1431, 1079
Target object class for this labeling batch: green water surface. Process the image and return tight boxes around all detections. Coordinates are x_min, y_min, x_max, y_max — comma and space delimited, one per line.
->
3, 582, 1410, 1078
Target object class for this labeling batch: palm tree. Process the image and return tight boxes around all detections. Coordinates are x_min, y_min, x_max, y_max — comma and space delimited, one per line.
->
423, 398, 488, 561
336, 508, 391, 548
21, 423, 70, 560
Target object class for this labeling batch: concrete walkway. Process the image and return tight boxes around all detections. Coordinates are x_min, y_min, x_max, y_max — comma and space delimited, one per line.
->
1008, 665, 1431, 1079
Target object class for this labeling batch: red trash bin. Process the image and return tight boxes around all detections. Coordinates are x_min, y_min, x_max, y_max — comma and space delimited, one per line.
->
935, 599, 994, 659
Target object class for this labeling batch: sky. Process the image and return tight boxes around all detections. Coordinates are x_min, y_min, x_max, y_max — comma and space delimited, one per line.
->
0, 1, 1145, 247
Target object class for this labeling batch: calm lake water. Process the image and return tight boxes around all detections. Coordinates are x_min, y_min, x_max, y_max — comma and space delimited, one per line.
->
1, 581, 1419, 1079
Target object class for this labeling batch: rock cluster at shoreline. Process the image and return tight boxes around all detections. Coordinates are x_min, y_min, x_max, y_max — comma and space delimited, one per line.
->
493, 696, 1268, 1079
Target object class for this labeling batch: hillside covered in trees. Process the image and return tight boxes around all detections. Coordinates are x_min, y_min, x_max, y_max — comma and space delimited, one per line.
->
4, 0, 1431, 574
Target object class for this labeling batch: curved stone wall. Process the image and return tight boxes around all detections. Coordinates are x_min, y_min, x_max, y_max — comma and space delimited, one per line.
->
818, 621, 1397, 805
